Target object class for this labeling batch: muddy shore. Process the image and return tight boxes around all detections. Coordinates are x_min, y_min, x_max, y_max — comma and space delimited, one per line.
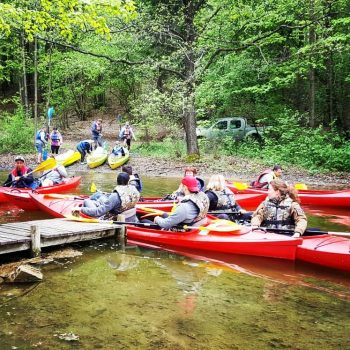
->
1, 118, 349, 188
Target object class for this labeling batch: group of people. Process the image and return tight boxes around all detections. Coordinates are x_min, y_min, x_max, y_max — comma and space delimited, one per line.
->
3, 140, 307, 237
72, 164, 307, 238
35, 126, 63, 163
76, 119, 136, 164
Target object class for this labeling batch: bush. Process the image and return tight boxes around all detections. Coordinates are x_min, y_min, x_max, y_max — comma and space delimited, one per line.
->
0, 108, 35, 154
214, 110, 350, 172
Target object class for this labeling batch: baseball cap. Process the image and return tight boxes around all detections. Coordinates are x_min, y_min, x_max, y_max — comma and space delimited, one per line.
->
181, 176, 199, 193
15, 156, 25, 162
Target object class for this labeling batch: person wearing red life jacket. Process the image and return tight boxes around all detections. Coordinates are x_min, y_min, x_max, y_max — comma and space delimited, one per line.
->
251, 165, 283, 189
2, 156, 35, 188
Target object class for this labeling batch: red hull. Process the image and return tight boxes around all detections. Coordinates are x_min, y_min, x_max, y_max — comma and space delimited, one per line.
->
226, 184, 350, 208
127, 226, 301, 260
296, 235, 350, 271
0, 177, 82, 210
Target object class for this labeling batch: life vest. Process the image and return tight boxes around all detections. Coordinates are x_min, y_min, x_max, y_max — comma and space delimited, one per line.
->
252, 169, 275, 188
51, 131, 60, 142
129, 174, 143, 192
205, 188, 236, 210
36, 130, 45, 142
113, 185, 140, 212
261, 196, 295, 230
181, 191, 209, 223
11, 166, 30, 181
122, 127, 131, 139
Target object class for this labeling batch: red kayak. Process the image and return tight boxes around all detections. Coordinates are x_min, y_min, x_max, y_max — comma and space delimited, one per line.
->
126, 225, 301, 260
226, 184, 350, 208
0, 177, 81, 209
297, 235, 350, 271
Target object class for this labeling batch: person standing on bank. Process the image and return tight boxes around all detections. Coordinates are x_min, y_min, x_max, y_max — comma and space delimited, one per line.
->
35, 126, 48, 163
91, 119, 103, 149
50, 127, 63, 154
119, 122, 136, 150
251, 179, 307, 238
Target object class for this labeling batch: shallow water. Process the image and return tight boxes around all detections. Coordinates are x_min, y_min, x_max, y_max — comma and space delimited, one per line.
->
0, 171, 349, 349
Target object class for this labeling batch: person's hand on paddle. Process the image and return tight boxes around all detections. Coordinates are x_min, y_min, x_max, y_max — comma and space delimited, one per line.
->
71, 209, 81, 217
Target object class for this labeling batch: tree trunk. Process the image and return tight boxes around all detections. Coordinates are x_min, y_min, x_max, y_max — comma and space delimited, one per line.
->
34, 37, 38, 143
182, 1, 200, 157
21, 33, 29, 116
308, 0, 316, 127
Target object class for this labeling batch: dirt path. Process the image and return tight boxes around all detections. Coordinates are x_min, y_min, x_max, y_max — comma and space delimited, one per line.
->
1, 118, 349, 188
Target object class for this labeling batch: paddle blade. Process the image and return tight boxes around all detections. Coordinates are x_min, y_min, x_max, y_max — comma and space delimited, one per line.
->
90, 182, 97, 193
232, 181, 249, 190
33, 158, 57, 173
295, 183, 308, 190
137, 207, 164, 215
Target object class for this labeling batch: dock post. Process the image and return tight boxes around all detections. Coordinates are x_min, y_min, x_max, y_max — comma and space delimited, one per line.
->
30, 225, 41, 257
116, 214, 126, 251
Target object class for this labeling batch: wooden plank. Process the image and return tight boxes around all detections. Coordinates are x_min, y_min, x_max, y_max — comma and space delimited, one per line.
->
0, 233, 28, 244
0, 227, 31, 237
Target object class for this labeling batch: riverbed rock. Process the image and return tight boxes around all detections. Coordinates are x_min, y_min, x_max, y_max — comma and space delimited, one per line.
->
6, 264, 43, 283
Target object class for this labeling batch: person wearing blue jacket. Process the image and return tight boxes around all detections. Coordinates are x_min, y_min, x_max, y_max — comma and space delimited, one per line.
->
76, 140, 94, 164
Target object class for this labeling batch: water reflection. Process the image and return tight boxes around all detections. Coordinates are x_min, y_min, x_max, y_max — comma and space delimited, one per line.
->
0, 243, 349, 349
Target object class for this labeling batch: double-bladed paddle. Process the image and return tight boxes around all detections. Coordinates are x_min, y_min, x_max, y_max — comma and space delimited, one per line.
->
253, 226, 350, 238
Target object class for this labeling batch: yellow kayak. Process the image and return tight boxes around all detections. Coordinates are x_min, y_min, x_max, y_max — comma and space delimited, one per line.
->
87, 147, 108, 168
108, 150, 130, 170
56, 150, 81, 167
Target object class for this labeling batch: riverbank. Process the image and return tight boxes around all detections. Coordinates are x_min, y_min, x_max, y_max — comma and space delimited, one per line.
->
0, 117, 349, 188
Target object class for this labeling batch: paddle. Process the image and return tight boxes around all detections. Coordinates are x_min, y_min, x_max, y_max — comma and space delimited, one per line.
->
3, 158, 57, 186
44, 194, 87, 200
65, 215, 244, 233
231, 180, 308, 191
254, 226, 350, 238
90, 182, 97, 193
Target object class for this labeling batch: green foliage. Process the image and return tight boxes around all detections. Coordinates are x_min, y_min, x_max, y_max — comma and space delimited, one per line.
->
134, 138, 186, 159
214, 110, 350, 172
0, 108, 35, 153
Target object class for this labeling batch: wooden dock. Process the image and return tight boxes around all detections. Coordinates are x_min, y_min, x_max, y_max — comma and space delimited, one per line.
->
0, 218, 124, 256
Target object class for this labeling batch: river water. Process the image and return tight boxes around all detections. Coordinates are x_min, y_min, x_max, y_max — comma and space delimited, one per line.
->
0, 171, 349, 349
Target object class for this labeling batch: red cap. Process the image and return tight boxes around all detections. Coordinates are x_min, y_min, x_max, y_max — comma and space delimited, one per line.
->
181, 176, 199, 192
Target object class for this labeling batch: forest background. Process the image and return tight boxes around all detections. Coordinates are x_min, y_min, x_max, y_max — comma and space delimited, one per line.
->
0, 0, 349, 174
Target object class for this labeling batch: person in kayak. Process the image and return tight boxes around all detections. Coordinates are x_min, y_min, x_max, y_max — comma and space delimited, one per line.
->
205, 174, 251, 221
2, 156, 35, 188
251, 179, 307, 237
251, 165, 283, 189
40, 156, 68, 187
76, 139, 94, 164
168, 167, 205, 200
112, 141, 127, 157
153, 176, 209, 230
74, 172, 140, 222
122, 165, 143, 193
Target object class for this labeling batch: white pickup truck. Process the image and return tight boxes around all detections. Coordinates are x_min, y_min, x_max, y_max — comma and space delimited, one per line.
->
196, 117, 265, 140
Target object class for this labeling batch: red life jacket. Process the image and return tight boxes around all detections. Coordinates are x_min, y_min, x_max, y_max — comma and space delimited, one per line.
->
11, 166, 30, 181
251, 169, 272, 188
